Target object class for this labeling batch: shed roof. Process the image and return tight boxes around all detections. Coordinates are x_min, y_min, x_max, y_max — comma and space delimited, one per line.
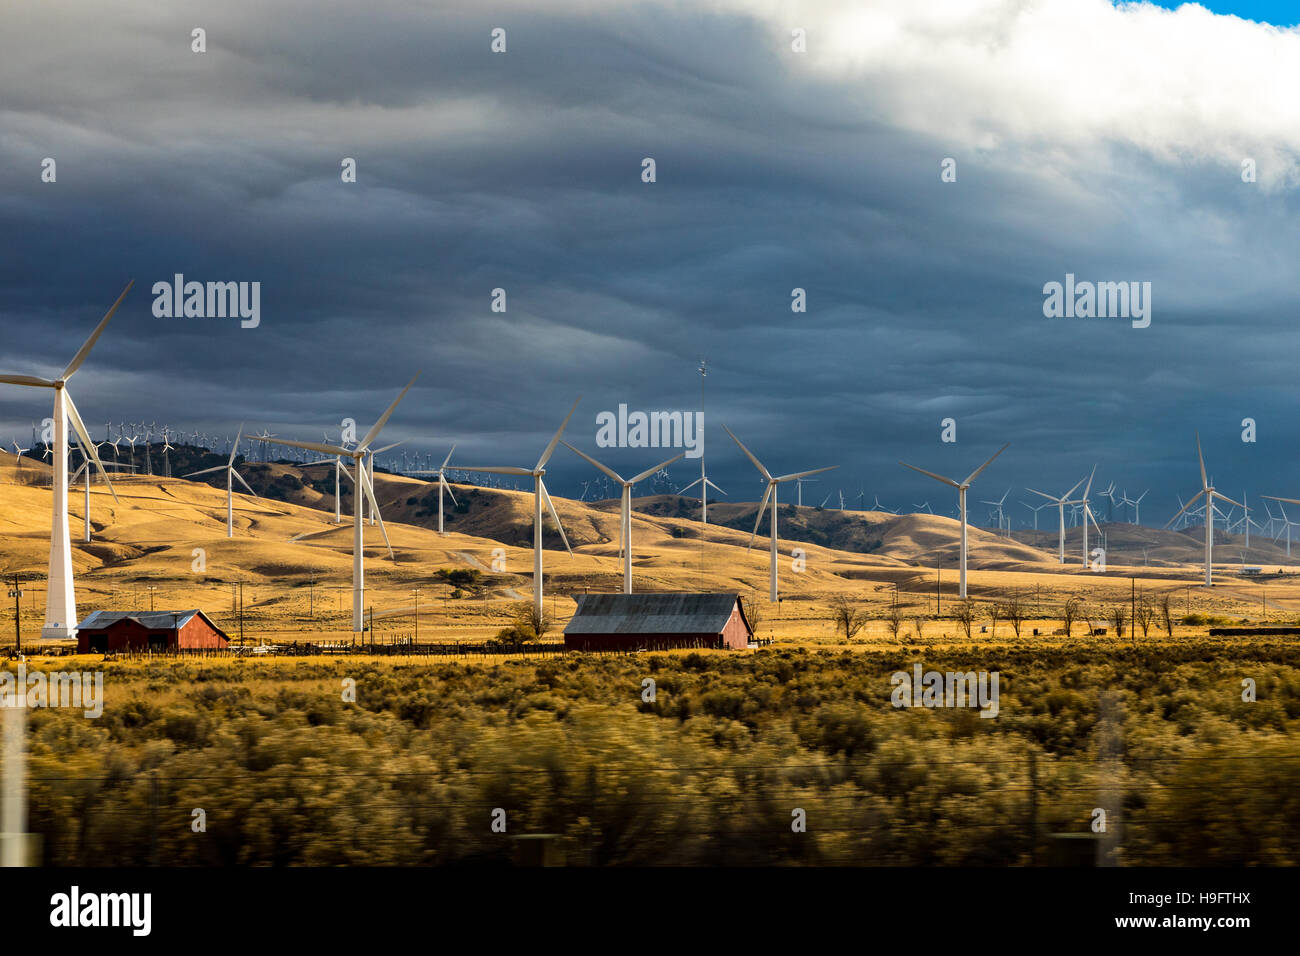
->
77, 610, 226, 637
564, 592, 746, 635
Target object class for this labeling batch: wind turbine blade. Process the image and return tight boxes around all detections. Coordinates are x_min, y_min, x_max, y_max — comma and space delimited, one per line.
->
458, 464, 533, 477
266, 436, 349, 457
536, 397, 581, 470
0, 374, 57, 388
62, 280, 133, 380
359, 371, 421, 450
183, 465, 227, 478
1082, 464, 1096, 501
64, 391, 117, 502
900, 461, 960, 488
705, 478, 727, 495
631, 451, 685, 485
360, 472, 394, 559
561, 441, 623, 484
441, 444, 456, 469
232, 469, 258, 497
441, 475, 458, 507
723, 425, 772, 480
1214, 491, 1244, 510
1195, 432, 1208, 489
962, 443, 1010, 486
228, 425, 244, 467
1087, 506, 1102, 535
540, 479, 572, 554
1063, 476, 1086, 500
679, 477, 704, 494
749, 484, 774, 548
1025, 488, 1058, 502
372, 440, 403, 455
1263, 495, 1300, 505
1166, 489, 1206, 528
775, 464, 838, 483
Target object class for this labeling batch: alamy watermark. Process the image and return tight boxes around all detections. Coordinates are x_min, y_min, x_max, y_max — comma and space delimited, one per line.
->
1042, 273, 1151, 329
151, 274, 260, 328
595, 404, 703, 458
890, 662, 999, 718
0, 663, 104, 718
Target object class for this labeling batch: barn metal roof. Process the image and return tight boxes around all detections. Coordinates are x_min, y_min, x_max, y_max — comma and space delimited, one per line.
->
77, 610, 203, 630
564, 592, 744, 635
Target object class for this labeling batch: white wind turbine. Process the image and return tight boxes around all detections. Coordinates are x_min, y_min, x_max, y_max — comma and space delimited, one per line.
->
563, 443, 684, 593
10, 440, 29, 472
259, 374, 420, 631
409, 445, 459, 535
363, 440, 403, 526
0, 281, 130, 638
1027, 476, 1086, 565
980, 488, 1011, 535
899, 444, 1008, 598
184, 426, 258, 538
1262, 495, 1300, 558
458, 399, 581, 618
724, 425, 836, 603
680, 462, 727, 523
1167, 434, 1242, 587
1072, 466, 1105, 567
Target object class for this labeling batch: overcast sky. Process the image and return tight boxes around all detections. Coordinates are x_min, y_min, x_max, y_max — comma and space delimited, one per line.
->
1, 0, 1298, 525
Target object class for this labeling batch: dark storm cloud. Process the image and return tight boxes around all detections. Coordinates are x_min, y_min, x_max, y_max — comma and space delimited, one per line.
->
1, 0, 1297, 526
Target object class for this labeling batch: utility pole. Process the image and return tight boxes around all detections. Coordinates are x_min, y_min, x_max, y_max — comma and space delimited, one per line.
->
936, 561, 941, 616
146, 585, 157, 612
412, 588, 422, 642
239, 581, 245, 646
8, 576, 22, 656
1130, 578, 1135, 638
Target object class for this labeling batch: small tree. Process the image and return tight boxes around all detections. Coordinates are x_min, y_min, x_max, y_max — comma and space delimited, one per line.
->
1108, 604, 1126, 638
1135, 596, 1155, 639
987, 602, 1003, 638
741, 591, 764, 635
912, 614, 926, 642
1160, 592, 1175, 638
1061, 596, 1082, 638
511, 602, 552, 641
829, 595, 866, 641
1005, 592, 1026, 639
886, 602, 904, 642
954, 599, 975, 640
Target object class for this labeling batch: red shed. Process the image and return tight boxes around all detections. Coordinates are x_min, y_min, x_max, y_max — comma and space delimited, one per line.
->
563, 592, 752, 652
75, 610, 230, 653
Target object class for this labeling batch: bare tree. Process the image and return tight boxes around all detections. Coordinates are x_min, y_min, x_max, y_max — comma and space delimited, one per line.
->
987, 602, 1003, 638
1135, 596, 1156, 640
829, 594, 866, 641
1061, 596, 1082, 638
1108, 604, 1126, 638
741, 590, 764, 635
912, 614, 926, 642
1160, 591, 1175, 638
954, 599, 975, 640
886, 602, 904, 642
512, 602, 552, 641
1005, 591, 1026, 639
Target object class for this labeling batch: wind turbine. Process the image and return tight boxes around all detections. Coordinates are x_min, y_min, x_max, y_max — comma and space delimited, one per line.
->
458, 399, 580, 618
564, 443, 684, 592
900, 444, 1008, 598
724, 425, 836, 602
1021, 499, 1049, 531
10, 440, 28, 472
1263, 495, 1300, 558
0, 281, 129, 638
980, 488, 1011, 535
1027, 475, 1087, 565
260, 374, 421, 631
1167, 434, 1242, 586
791, 477, 817, 507
409, 445, 459, 535
184, 426, 258, 538
1069, 466, 1105, 567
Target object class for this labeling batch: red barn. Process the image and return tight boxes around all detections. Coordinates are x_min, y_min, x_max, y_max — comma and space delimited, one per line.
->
75, 610, 230, 653
564, 592, 752, 652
